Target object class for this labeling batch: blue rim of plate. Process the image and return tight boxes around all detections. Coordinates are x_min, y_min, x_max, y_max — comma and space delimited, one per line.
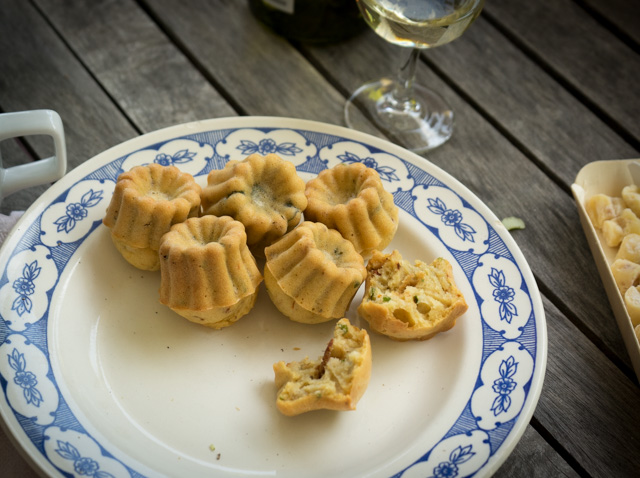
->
0, 117, 546, 478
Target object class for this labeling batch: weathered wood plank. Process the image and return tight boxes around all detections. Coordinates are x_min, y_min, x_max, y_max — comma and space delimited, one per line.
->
579, 0, 640, 46
0, 426, 39, 478
486, 0, 640, 143
424, 16, 638, 188
493, 425, 579, 478
33, 0, 237, 133
304, 30, 633, 368
140, 0, 355, 126
0, 0, 138, 170
0, 0, 145, 218
536, 295, 640, 477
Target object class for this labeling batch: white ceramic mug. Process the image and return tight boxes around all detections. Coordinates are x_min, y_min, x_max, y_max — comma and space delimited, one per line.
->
0, 110, 67, 205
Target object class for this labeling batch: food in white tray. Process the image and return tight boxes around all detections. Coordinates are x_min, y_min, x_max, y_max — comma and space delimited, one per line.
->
586, 183, 640, 327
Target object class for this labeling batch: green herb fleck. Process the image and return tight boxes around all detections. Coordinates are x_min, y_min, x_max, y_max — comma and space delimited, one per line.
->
354, 281, 360, 289
502, 216, 525, 231
369, 287, 376, 300
413, 295, 419, 304
339, 323, 349, 335
383, 296, 391, 302
315, 391, 322, 399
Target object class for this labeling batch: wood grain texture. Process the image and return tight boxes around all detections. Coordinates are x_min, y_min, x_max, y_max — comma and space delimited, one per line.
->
305, 30, 632, 367
0, 0, 138, 170
0, 420, 40, 478
141, 0, 348, 124
493, 425, 579, 478
34, 0, 237, 132
579, 0, 640, 46
424, 17, 638, 187
486, 0, 640, 143
538, 295, 640, 477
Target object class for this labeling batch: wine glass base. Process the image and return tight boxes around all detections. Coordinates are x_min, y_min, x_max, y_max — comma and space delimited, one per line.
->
344, 78, 454, 153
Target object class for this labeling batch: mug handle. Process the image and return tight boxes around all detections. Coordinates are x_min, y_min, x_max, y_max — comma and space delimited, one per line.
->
0, 110, 67, 198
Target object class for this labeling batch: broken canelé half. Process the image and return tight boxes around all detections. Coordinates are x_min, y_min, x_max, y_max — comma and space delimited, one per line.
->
273, 318, 372, 416
358, 250, 468, 341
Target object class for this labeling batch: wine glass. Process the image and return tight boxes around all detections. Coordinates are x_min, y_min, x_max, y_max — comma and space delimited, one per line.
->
345, 0, 485, 152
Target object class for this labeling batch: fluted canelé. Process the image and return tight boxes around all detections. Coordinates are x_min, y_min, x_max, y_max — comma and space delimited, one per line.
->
304, 162, 398, 258
158, 215, 262, 329
264, 221, 366, 324
200, 153, 307, 256
103, 164, 201, 270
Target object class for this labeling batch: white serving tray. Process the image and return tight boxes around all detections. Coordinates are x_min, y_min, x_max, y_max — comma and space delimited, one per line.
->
572, 159, 640, 381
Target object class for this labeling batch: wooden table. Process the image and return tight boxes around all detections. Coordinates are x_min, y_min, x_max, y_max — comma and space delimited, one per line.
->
1, 1, 639, 476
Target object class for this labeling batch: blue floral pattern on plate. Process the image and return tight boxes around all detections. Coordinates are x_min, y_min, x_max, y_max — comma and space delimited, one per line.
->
0, 118, 545, 478
319, 140, 414, 193
0, 245, 58, 331
427, 197, 477, 243
402, 430, 491, 478
53, 189, 103, 234
491, 356, 519, 416
11, 260, 41, 317
472, 253, 533, 340
121, 138, 212, 176
216, 128, 315, 166
40, 180, 114, 248
55, 440, 115, 478
153, 149, 196, 167
489, 268, 518, 324
0, 334, 58, 425
471, 341, 534, 431
44, 427, 129, 477
7, 347, 43, 407
429, 445, 475, 478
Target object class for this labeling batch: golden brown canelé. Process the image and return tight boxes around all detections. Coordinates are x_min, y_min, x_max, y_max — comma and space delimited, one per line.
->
264, 221, 367, 324
103, 164, 201, 270
200, 153, 307, 256
304, 162, 399, 258
158, 215, 263, 329
358, 250, 468, 341
273, 318, 372, 416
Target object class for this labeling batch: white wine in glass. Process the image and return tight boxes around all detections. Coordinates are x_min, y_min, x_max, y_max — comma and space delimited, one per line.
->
345, 0, 484, 152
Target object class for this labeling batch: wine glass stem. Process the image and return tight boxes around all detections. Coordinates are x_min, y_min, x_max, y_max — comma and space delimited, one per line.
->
393, 48, 421, 107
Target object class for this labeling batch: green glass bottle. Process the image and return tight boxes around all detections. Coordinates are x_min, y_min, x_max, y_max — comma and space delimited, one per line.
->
248, 0, 367, 44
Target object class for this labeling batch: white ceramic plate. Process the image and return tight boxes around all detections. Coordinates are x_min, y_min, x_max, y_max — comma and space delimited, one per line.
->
0, 117, 546, 478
